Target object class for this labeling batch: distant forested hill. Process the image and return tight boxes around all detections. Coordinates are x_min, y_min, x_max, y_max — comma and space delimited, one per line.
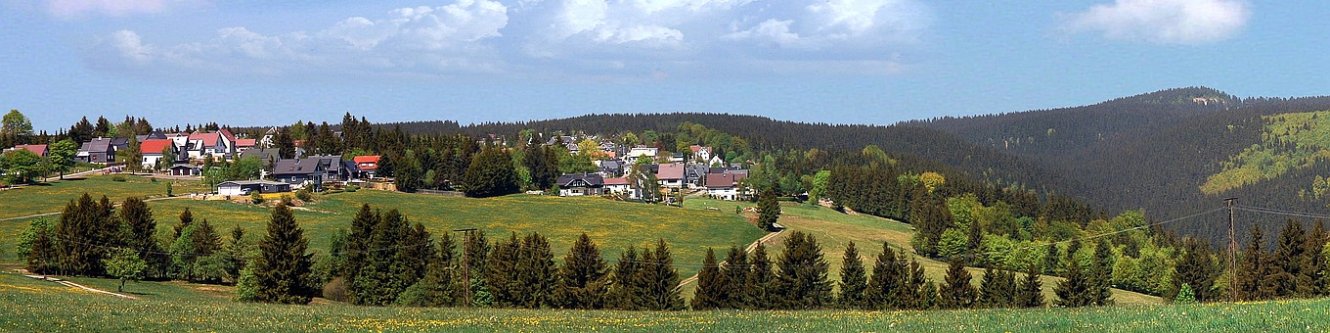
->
380, 87, 1330, 244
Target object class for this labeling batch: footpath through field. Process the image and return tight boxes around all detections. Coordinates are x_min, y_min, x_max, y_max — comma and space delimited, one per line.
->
677, 229, 785, 289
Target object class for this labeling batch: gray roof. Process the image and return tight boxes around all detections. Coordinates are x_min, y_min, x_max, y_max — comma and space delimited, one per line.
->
272, 155, 344, 176
79, 138, 115, 153
557, 173, 604, 187
218, 180, 289, 186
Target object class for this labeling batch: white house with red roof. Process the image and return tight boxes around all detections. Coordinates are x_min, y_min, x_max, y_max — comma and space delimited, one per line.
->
139, 139, 176, 171
7, 144, 48, 157
185, 128, 238, 160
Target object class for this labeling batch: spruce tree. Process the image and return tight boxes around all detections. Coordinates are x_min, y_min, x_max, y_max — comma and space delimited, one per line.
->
1089, 240, 1114, 306
1237, 226, 1266, 301
55, 194, 115, 276
556, 233, 610, 309
746, 242, 775, 309
1172, 238, 1216, 302
939, 257, 977, 309
486, 232, 522, 307
247, 203, 314, 304
341, 204, 377, 288
902, 256, 929, 309
515, 232, 558, 308
1299, 221, 1328, 297
757, 190, 781, 231
775, 231, 832, 309
1018, 263, 1045, 307
609, 247, 642, 310
978, 267, 1000, 307
119, 197, 166, 277
351, 209, 411, 305
635, 239, 684, 310
174, 207, 194, 240
1055, 240, 1090, 307
837, 241, 868, 309
398, 235, 456, 307
865, 245, 903, 309
1043, 244, 1060, 275
1269, 220, 1305, 297
223, 225, 248, 282
691, 248, 724, 310
719, 246, 749, 309
461, 230, 492, 307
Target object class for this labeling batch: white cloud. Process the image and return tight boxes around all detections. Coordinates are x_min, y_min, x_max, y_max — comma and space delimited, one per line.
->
91, 0, 508, 77
723, 19, 803, 49
1065, 0, 1250, 44
46, 0, 194, 18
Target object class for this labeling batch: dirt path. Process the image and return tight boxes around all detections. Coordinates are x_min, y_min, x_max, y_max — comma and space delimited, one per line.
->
677, 229, 786, 289
16, 271, 138, 300
0, 196, 188, 222
41, 166, 117, 183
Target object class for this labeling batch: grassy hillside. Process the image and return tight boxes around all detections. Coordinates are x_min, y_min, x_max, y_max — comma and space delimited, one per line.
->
683, 198, 1161, 305
0, 271, 1309, 332
0, 175, 209, 219
1202, 110, 1330, 195
0, 176, 766, 279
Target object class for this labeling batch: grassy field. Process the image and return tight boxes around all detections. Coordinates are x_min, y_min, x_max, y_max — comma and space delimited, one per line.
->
684, 198, 1161, 305
0, 179, 766, 280
0, 271, 1313, 332
1202, 109, 1330, 194
0, 174, 209, 219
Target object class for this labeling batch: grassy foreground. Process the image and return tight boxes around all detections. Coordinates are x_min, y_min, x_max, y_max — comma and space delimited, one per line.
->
0, 272, 1314, 333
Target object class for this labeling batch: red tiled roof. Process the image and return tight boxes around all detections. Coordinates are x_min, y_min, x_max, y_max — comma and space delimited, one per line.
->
354, 155, 381, 171
140, 139, 173, 155
219, 128, 236, 142
235, 138, 256, 147
14, 144, 47, 156
603, 177, 630, 185
188, 131, 219, 147
656, 163, 685, 180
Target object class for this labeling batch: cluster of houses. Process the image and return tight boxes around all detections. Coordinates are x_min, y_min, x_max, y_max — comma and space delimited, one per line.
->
552, 141, 751, 201
56, 128, 384, 197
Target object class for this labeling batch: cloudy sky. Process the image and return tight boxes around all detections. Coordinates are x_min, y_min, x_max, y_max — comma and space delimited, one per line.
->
2, 0, 1326, 131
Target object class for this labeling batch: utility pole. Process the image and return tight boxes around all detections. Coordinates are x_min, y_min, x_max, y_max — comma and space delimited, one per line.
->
453, 228, 478, 307
1224, 197, 1238, 302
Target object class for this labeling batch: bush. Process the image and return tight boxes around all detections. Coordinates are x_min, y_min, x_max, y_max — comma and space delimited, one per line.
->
296, 189, 313, 202
322, 277, 350, 302
345, 185, 359, 192
234, 267, 258, 302
250, 191, 264, 205
111, 175, 127, 182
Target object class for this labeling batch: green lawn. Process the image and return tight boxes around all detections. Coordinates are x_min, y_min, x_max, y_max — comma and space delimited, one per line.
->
0, 174, 208, 219
0, 272, 1313, 332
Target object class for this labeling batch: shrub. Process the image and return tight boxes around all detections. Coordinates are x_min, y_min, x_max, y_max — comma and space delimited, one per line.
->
322, 277, 350, 302
250, 191, 264, 205
296, 189, 313, 202
111, 175, 127, 182
345, 185, 359, 192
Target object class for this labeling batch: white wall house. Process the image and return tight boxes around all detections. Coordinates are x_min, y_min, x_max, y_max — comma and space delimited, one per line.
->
625, 147, 658, 164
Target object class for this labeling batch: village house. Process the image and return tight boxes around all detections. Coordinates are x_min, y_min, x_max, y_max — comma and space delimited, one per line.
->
77, 138, 117, 164
602, 176, 637, 199
271, 156, 351, 191
704, 170, 749, 201
186, 129, 238, 160
595, 159, 624, 177
656, 162, 686, 189
6, 144, 48, 157
138, 139, 176, 171
216, 180, 291, 196
624, 146, 658, 165
557, 173, 605, 196
689, 145, 712, 163
352, 155, 380, 179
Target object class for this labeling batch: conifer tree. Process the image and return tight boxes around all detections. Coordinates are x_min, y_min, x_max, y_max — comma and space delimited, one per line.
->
351, 209, 411, 305
635, 239, 684, 310
396, 222, 434, 288
55, 194, 117, 276
1055, 240, 1091, 307
1089, 240, 1115, 306
174, 207, 194, 240
837, 241, 868, 309
515, 232, 558, 308
341, 204, 377, 280
902, 256, 929, 309
757, 190, 781, 231
485, 232, 522, 307
609, 247, 642, 310
775, 231, 832, 309
719, 246, 749, 309
556, 233, 610, 309
1018, 264, 1045, 307
1268, 220, 1305, 298
865, 245, 903, 309
1172, 237, 1217, 302
691, 248, 724, 310
461, 230, 492, 307
978, 267, 1000, 307
223, 225, 249, 282
1043, 244, 1060, 275
398, 235, 456, 307
746, 242, 775, 309
247, 203, 314, 304
119, 197, 166, 277
1237, 226, 1266, 301
939, 257, 977, 309
1299, 221, 1328, 297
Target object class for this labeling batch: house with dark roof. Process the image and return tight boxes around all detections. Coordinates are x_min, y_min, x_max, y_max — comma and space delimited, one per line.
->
685, 165, 708, 188
557, 173, 605, 197
78, 138, 117, 164
271, 156, 349, 191
596, 159, 624, 177
217, 180, 291, 196
135, 131, 167, 142
704, 169, 749, 201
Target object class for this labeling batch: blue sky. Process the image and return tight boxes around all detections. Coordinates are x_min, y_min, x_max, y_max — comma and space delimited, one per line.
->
2, 0, 1327, 131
